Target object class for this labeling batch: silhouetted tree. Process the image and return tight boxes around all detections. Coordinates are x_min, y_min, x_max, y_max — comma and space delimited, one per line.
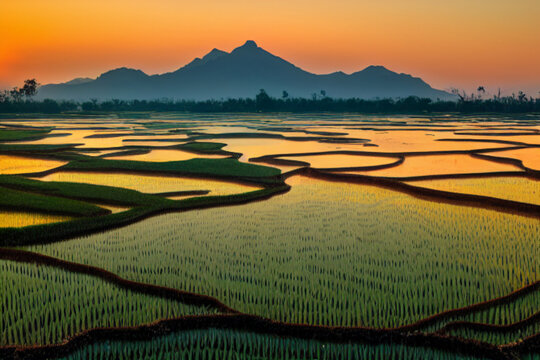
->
320, 90, 327, 97
0, 90, 8, 103
255, 89, 273, 111
477, 86, 486, 99
10, 87, 23, 102
450, 88, 466, 101
20, 79, 39, 98
282, 91, 289, 99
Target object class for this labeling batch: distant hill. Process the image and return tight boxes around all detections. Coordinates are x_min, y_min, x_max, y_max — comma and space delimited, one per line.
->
38, 40, 453, 101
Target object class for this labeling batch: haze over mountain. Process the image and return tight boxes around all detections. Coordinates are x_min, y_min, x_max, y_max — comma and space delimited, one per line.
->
38, 41, 452, 101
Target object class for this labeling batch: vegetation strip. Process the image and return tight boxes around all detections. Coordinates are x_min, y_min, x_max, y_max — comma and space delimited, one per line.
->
0, 175, 170, 207
0, 248, 537, 352
0, 186, 108, 217
0, 128, 52, 142
0, 185, 290, 247
293, 168, 540, 218
0, 248, 236, 313
150, 190, 210, 197
435, 312, 540, 334
0, 313, 529, 360
395, 283, 540, 332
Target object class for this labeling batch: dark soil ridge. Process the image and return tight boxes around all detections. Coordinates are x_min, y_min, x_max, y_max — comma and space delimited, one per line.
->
150, 190, 210, 197
1, 314, 535, 360
251, 152, 405, 172
435, 311, 540, 335
300, 168, 540, 219
249, 145, 529, 161
453, 131, 540, 136
0, 248, 237, 313
185, 132, 371, 145
25, 167, 280, 188
0, 248, 537, 360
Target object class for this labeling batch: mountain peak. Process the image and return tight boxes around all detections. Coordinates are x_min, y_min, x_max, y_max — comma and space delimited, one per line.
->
38, 41, 453, 100
362, 65, 391, 73
241, 40, 258, 48
231, 40, 260, 54
98, 67, 146, 78
202, 48, 228, 61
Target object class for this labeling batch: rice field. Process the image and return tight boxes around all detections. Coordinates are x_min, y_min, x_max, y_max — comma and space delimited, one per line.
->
2, 115, 540, 357
346, 154, 522, 178
58, 328, 489, 360
25, 176, 539, 328
420, 286, 539, 344
0, 155, 66, 175
36, 172, 261, 195
0, 210, 71, 227
408, 176, 540, 205
0, 260, 218, 346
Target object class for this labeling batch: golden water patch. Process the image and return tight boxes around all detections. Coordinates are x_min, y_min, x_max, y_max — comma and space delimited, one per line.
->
489, 148, 540, 170
280, 154, 398, 169
408, 177, 540, 205
106, 149, 227, 162
92, 204, 131, 213
0, 211, 71, 227
38, 172, 261, 195
0, 155, 66, 175
342, 130, 514, 152
347, 154, 522, 178
223, 138, 367, 162
8, 130, 129, 148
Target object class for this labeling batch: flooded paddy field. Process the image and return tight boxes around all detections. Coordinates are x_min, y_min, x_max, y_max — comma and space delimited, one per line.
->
1, 113, 539, 359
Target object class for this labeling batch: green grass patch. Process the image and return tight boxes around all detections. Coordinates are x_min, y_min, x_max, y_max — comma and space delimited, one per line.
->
176, 141, 229, 154
1, 185, 287, 247
61, 157, 281, 182
0, 144, 76, 153
0, 186, 106, 217
0, 175, 170, 207
0, 129, 51, 142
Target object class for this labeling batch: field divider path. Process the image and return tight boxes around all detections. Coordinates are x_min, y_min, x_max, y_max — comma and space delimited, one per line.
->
0, 248, 538, 360
434, 311, 540, 335
1, 314, 535, 360
299, 168, 540, 219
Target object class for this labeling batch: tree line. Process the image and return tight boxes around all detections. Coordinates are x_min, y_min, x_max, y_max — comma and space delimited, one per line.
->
1, 82, 539, 114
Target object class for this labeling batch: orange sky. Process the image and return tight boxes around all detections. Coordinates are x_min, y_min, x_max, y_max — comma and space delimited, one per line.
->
1, 0, 539, 95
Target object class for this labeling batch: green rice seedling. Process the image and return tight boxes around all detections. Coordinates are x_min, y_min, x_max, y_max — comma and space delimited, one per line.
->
25, 176, 540, 331
445, 321, 539, 345
0, 260, 219, 346
421, 288, 539, 333
409, 177, 540, 206
58, 328, 490, 360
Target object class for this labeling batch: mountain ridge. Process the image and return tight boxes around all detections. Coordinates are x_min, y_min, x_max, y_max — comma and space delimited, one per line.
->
38, 40, 453, 101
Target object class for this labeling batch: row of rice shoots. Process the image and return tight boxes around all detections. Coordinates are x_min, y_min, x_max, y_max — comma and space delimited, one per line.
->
0, 260, 219, 346
409, 177, 540, 206
59, 328, 490, 360
26, 176, 539, 331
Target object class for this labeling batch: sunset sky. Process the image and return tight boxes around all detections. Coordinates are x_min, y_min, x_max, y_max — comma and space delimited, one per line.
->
1, 0, 539, 95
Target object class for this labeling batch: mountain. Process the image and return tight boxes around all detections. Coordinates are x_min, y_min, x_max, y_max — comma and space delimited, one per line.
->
38, 41, 453, 101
